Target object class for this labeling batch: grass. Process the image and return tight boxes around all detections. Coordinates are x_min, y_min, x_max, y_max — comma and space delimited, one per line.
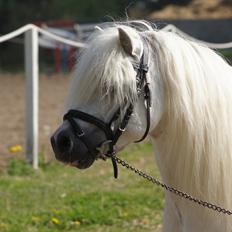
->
218, 49, 232, 64
0, 142, 163, 232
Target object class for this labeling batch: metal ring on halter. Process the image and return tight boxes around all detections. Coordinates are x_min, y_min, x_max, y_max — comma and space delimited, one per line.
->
118, 127, 126, 132
76, 131, 85, 137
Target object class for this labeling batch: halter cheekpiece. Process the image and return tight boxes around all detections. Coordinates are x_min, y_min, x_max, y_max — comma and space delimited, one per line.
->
63, 38, 151, 178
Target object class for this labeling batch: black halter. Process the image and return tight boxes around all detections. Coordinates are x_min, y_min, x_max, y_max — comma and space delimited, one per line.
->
63, 40, 151, 178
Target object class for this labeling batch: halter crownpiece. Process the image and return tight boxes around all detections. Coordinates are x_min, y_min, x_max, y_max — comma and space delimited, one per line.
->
63, 36, 150, 178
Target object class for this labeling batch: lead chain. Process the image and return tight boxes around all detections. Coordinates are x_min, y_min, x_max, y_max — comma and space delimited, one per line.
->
113, 155, 232, 215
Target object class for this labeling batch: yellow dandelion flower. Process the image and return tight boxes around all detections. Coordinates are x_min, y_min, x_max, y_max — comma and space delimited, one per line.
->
8, 145, 23, 153
51, 217, 60, 225
73, 220, 81, 225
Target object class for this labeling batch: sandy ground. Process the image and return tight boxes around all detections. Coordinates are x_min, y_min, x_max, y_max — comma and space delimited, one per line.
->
149, 0, 232, 19
0, 73, 70, 168
129, 0, 232, 19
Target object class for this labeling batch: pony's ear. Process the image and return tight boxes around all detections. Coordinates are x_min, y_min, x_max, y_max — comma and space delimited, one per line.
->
118, 27, 142, 60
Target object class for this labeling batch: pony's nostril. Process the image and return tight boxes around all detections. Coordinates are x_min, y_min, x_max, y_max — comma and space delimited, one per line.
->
57, 133, 73, 154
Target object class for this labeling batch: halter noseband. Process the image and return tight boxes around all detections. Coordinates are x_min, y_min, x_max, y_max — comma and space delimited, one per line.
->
63, 39, 151, 178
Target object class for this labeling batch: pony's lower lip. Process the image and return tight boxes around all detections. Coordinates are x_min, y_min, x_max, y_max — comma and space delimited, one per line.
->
70, 158, 95, 169
70, 160, 79, 167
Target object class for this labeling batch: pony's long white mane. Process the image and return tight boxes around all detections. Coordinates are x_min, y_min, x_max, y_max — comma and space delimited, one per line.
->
152, 30, 232, 188
67, 21, 232, 225
149, 27, 232, 226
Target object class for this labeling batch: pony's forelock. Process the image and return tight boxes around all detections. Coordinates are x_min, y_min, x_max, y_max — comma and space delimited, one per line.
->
67, 25, 145, 109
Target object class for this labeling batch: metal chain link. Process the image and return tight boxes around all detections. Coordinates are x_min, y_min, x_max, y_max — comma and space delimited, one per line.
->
113, 155, 232, 215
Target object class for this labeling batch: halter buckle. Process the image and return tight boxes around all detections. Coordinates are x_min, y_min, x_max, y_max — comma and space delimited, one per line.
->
119, 127, 126, 132
96, 140, 113, 156
140, 64, 148, 73
76, 131, 85, 137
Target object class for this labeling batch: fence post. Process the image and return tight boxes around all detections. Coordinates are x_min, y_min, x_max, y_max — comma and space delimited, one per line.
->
24, 27, 39, 169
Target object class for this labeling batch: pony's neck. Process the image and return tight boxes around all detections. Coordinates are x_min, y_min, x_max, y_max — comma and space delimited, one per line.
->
151, 122, 198, 193
150, 118, 224, 205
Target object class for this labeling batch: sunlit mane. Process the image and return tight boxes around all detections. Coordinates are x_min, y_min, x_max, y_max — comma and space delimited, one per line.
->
150, 29, 232, 225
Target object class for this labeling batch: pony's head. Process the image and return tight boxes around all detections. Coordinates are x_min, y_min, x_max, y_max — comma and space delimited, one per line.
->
51, 23, 165, 169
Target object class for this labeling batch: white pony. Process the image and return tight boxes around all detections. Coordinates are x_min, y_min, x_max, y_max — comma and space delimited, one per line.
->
52, 21, 232, 231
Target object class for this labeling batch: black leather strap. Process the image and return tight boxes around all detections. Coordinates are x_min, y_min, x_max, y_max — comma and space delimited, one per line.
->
133, 38, 151, 143
64, 110, 113, 140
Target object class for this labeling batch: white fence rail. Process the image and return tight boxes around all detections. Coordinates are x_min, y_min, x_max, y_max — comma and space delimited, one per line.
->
0, 24, 231, 169
162, 24, 232, 49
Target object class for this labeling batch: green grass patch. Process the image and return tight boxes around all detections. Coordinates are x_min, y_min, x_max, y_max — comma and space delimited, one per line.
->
219, 49, 232, 57
0, 142, 163, 232
218, 49, 232, 64
6, 159, 34, 176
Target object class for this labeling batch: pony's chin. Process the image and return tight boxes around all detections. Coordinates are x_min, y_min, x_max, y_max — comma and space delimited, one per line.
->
70, 157, 95, 169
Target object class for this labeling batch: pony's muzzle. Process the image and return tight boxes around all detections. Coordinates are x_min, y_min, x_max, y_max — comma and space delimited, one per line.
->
50, 123, 95, 169
51, 129, 74, 161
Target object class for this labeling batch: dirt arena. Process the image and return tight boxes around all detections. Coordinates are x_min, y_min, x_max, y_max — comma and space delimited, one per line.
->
0, 73, 71, 167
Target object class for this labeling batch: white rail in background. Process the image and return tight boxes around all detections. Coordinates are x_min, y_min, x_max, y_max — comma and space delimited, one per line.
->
162, 24, 232, 49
